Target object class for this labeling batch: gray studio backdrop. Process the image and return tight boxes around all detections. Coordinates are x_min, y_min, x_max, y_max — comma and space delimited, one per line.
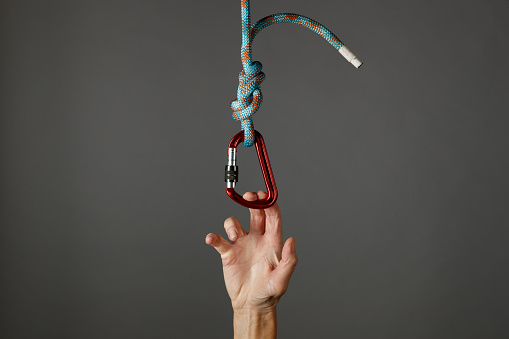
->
1, 0, 508, 338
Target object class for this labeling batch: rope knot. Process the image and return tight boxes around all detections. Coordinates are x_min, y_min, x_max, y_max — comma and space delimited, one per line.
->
230, 61, 265, 146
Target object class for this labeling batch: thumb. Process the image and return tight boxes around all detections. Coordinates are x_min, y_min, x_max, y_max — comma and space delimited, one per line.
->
272, 237, 298, 295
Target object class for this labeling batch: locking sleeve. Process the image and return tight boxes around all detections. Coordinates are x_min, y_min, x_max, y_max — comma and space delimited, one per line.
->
225, 165, 238, 188
225, 148, 238, 188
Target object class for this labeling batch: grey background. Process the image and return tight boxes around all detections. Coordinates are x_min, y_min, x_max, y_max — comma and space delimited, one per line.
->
1, 0, 508, 338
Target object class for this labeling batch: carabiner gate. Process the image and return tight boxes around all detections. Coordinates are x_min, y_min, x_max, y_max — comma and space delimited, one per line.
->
225, 130, 277, 209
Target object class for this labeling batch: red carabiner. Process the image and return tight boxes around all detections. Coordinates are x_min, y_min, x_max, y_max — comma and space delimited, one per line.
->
225, 130, 278, 209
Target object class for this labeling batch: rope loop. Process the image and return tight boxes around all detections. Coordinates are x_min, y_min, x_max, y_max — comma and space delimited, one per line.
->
230, 61, 265, 147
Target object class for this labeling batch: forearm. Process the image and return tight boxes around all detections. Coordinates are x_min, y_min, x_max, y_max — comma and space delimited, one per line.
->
233, 308, 277, 339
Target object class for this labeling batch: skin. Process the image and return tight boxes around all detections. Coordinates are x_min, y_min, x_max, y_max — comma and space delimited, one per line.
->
206, 191, 298, 339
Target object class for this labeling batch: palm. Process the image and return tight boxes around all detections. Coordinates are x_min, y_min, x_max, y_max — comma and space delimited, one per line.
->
223, 232, 283, 309
206, 191, 298, 311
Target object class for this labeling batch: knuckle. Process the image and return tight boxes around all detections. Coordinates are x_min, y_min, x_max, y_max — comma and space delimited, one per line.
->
250, 209, 264, 220
221, 252, 235, 265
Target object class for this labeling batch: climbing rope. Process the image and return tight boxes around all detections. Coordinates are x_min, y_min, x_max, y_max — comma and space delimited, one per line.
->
230, 1, 362, 147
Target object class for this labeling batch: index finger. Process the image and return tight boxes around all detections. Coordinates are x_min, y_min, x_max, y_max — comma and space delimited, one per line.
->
257, 191, 282, 236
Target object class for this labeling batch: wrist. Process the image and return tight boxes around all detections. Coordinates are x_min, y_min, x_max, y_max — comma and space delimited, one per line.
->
233, 307, 277, 339
233, 306, 277, 317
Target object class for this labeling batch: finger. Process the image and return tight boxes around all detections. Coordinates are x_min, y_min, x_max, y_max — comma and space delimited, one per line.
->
224, 216, 247, 241
205, 233, 232, 256
260, 190, 282, 236
244, 192, 266, 234
272, 237, 298, 294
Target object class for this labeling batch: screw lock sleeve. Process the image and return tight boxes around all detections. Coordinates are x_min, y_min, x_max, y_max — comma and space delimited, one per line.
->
225, 165, 238, 185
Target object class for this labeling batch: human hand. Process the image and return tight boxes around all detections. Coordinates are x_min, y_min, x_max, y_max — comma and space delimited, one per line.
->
206, 191, 298, 313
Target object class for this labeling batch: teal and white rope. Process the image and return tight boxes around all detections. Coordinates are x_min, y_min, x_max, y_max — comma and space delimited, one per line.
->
230, 1, 362, 147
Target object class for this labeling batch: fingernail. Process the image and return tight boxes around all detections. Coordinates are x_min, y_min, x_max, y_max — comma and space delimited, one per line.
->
229, 229, 238, 240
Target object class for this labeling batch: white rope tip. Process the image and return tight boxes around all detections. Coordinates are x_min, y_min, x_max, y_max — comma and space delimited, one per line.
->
339, 45, 363, 69
351, 58, 363, 68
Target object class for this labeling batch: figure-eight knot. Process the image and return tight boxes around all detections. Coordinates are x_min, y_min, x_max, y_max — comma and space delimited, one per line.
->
230, 61, 265, 147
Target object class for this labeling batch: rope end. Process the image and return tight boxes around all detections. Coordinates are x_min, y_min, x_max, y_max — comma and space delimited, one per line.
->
351, 57, 363, 69
339, 45, 363, 69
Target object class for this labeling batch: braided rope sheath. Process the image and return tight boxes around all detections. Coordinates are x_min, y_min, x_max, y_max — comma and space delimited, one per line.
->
231, 1, 362, 147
